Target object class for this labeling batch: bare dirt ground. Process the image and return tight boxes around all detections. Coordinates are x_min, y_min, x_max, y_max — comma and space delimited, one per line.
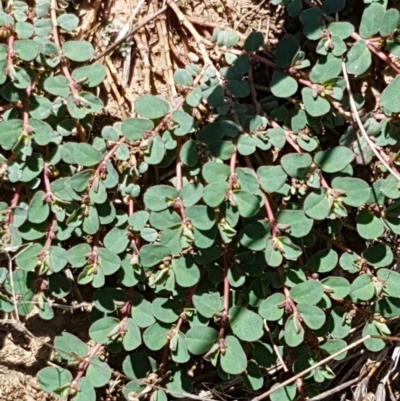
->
0, 310, 90, 401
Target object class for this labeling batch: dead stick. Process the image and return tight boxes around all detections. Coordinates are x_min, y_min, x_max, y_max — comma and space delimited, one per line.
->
93, 7, 167, 61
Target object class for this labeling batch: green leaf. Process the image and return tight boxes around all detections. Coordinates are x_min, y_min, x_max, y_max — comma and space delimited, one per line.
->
244, 360, 263, 391
203, 161, 231, 184
152, 298, 181, 323
174, 69, 193, 86
139, 244, 170, 268
235, 191, 260, 218
37, 367, 72, 395
307, 249, 338, 273
48, 246, 68, 273
346, 40, 372, 76
180, 139, 198, 167
328, 306, 351, 339
228, 306, 264, 342
135, 95, 170, 119
356, 209, 384, 239
377, 269, 400, 297
328, 22, 354, 39
275, 35, 299, 68
15, 21, 34, 39
15, 243, 42, 271
363, 244, 393, 268
74, 377, 95, 401
185, 205, 215, 231
314, 146, 354, 173
256, 164, 286, 192
290, 280, 323, 305
72, 64, 107, 88
382, 76, 400, 113
310, 53, 342, 84
363, 321, 385, 352
203, 182, 228, 207
304, 189, 330, 220
171, 332, 190, 363
166, 366, 192, 399
43, 75, 70, 97
270, 70, 298, 98
89, 317, 120, 343
332, 177, 370, 207
29, 95, 52, 119
339, 253, 360, 273
58, 13, 79, 31
270, 383, 296, 401
322, 0, 345, 14
130, 292, 155, 328
28, 190, 49, 223
144, 185, 178, 211
322, 277, 351, 299
302, 87, 331, 117
86, 357, 111, 388
193, 288, 223, 318
351, 274, 375, 301
259, 293, 285, 321
121, 118, 154, 140
380, 9, 400, 37
13, 39, 39, 61
265, 237, 283, 267
172, 110, 195, 136
172, 256, 200, 287
244, 31, 264, 52
320, 339, 348, 361
123, 318, 142, 351
72, 143, 103, 167
186, 87, 202, 107
54, 332, 88, 362
297, 304, 325, 330
35, 19, 52, 37
381, 174, 400, 199
284, 315, 304, 347
123, 353, 157, 380
280, 153, 312, 180
220, 335, 247, 375
360, 2, 385, 39
276, 210, 313, 238
0, 120, 23, 149
62, 40, 94, 61
240, 220, 269, 251
143, 323, 170, 350
103, 227, 129, 254
251, 341, 276, 368
67, 243, 91, 267
97, 248, 121, 275
185, 326, 218, 355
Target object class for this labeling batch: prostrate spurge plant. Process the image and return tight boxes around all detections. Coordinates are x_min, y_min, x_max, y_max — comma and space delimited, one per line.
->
1, 0, 400, 400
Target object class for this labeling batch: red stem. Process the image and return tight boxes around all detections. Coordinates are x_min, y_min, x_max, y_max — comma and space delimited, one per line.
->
218, 251, 230, 349
244, 156, 280, 236
44, 217, 56, 250
71, 343, 103, 391
43, 163, 54, 203
6, 183, 22, 225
